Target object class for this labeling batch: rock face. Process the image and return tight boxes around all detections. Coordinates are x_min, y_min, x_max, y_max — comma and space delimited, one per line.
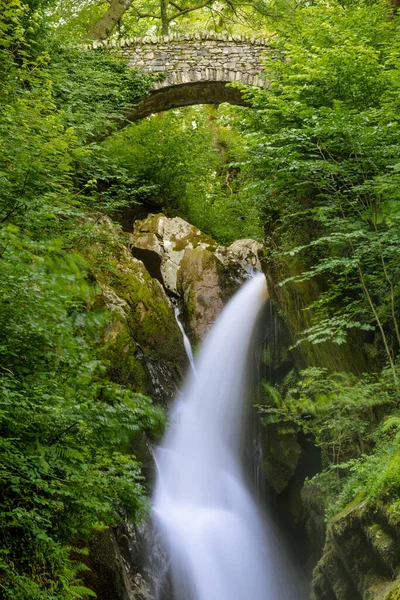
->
88, 217, 187, 403
131, 213, 218, 295
131, 213, 264, 344
262, 423, 302, 495
177, 247, 224, 342
310, 499, 400, 600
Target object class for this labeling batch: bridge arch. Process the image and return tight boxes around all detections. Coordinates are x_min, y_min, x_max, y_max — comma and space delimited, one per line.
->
89, 33, 270, 121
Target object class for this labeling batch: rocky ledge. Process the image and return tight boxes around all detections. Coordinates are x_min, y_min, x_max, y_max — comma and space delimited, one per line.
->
130, 212, 264, 344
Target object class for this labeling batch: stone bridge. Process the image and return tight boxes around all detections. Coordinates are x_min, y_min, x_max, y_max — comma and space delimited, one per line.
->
90, 33, 270, 121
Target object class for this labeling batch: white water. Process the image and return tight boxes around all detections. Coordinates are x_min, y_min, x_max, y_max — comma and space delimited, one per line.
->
174, 306, 196, 375
152, 273, 306, 600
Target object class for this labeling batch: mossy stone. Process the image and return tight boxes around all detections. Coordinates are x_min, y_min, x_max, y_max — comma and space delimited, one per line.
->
312, 498, 400, 600
261, 422, 301, 494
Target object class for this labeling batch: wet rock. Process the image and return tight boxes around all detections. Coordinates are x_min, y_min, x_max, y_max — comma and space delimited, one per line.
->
261, 423, 302, 495
131, 213, 266, 344
302, 481, 327, 564
310, 499, 400, 600
86, 529, 135, 600
86, 526, 153, 600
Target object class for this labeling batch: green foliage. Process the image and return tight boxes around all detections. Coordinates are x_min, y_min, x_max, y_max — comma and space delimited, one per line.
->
259, 367, 395, 465
240, 0, 400, 527
0, 3, 163, 597
235, 0, 400, 374
47, 0, 273, 39
104, 107, 262, 244
0, 226, 164, 598
320, 409, 400, 521
258, 364, 400, 519
51, 46, 154, 141
3, 0, 400, 589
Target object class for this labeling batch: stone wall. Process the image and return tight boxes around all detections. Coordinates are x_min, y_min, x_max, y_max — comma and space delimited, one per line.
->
88, 33, 271, 120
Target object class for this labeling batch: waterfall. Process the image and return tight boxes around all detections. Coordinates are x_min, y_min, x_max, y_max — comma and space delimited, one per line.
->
152, 273, 307, 600
173, 305, 196, 375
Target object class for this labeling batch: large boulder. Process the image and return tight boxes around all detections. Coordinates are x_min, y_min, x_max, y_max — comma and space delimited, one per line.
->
131, 213, 265, 344
86, 217, 187, 403
131, 213, 219, 295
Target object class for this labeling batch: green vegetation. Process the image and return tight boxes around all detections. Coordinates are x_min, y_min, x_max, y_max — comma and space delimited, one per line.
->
259, 366, 400, 517
2, 0, 400, 596
104, 107, 262, 244
242, 0, 400, 525
237, 1, 400, 365
0, 2, 163, 597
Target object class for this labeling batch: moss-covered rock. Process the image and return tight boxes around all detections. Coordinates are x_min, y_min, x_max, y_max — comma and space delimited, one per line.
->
302, 481, 328, 564
87, 217, 187, 403
311, 499, 400, 600
266, 264, 373, 376
103, 319, 147, 394
85, 526, 152, 600
131, 213, 218, 296
131, 213, 266, 344
261, 423, 302, 494
177, 247, 224, 344
103, 251, 186, 402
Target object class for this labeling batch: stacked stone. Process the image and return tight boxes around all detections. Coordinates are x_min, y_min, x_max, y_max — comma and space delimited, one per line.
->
88, 32, 270, 89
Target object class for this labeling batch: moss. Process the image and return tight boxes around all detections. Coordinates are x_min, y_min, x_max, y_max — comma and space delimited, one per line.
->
384, 581, 400, 600
186, 289, 197, 320
99, 252, 183, 364
367, 524, 392, 551
335, 493, 367, 520
178, 247, 216, 280
261, 423, 301, 494
267, 262, 372, 375
135, 213, 162, 234
87, 218, 187, 401
103, 320, 146, 393
311, 494, 400, 600
170, 229, 218, 252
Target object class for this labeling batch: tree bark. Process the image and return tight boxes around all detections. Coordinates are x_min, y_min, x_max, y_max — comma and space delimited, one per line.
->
161, 0, 170, 35
87, 0, 135, 40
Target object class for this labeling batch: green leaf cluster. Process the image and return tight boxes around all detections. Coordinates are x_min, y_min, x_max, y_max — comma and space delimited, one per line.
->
0, 3, 163, 597
258, 364, 400, 518
104, 106, 262, 244
235, 0, 400, 375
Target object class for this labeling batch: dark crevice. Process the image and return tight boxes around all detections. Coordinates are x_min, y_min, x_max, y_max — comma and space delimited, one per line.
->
131, 247, 164, 285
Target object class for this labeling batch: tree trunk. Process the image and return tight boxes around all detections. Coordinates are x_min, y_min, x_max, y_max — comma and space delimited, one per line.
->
87, 0, 134, 40
161, 0, 169, 35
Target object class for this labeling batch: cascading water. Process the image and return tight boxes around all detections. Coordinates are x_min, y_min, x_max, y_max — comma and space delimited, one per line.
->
152, 273, 308, 600
173, 306, 196, 375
